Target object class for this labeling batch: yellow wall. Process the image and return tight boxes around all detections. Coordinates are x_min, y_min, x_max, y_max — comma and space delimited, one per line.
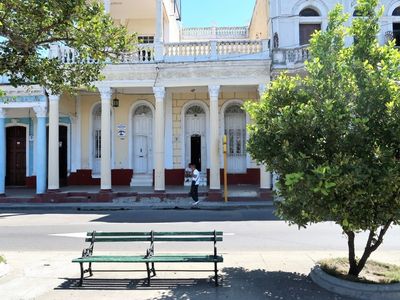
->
125, 19, 156, 36
172, 91, 258, 169
249, 0, 269, 40
79, 94, 155, 170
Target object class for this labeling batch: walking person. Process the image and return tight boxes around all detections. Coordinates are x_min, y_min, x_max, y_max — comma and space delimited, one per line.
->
190, 163, 200, 205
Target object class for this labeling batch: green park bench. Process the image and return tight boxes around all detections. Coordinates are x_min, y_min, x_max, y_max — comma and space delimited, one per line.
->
72, 230, 224, 286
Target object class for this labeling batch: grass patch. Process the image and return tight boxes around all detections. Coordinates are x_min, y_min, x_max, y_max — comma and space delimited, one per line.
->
319, 258, 400, 284
0, 255, 5, 264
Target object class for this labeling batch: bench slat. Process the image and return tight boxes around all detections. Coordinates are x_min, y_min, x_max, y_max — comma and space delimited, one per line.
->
87, 231, 223, 237
85, 237, 223, 242
72, 255, 223, 263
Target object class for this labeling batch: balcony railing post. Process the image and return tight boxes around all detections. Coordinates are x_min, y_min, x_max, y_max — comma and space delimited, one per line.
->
210, 41, 218, 60
154, 42, 164, 62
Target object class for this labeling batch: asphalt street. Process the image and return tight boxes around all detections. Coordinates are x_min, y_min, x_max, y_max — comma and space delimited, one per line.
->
1, 207, 399, 300
1, 207, 400, 253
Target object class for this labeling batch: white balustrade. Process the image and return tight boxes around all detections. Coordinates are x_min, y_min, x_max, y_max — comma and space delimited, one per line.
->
164, 42, 210, 57
217, 40, 263, 55
181, 26, 249, 41
49, 39, 270, 64
272, 45, 310, 68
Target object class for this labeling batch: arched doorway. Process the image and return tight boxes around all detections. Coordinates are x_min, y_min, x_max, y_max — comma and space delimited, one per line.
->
132, 105, 153, 174
224, 104, 246, 173
6, 126, 26, 186
392, 6, 400, 47
185, 105, 206, 173
299, 7, 322, 45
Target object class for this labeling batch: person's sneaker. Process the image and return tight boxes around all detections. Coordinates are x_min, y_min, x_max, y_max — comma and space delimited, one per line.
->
192, 200, 200, 206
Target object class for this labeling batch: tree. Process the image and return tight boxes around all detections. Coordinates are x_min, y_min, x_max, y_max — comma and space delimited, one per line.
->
245, 0, 400, 277
0, 0, 136, 94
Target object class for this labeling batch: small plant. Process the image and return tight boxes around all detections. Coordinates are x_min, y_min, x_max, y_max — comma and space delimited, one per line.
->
0, 255, 6, 264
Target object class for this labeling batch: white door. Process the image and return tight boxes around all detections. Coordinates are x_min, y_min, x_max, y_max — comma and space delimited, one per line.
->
185, 106, 206, 171
134, 135, 148, 173
133, 106, 153, 174
225, 105, 247, 173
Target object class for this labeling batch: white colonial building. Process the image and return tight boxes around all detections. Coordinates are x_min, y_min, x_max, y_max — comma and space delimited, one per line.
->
1, 0, 400, 200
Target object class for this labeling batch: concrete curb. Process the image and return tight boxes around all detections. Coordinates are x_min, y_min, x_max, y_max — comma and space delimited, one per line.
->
310, 265, 400, 300
0, 263, 10, 278
0, 201, 274, 211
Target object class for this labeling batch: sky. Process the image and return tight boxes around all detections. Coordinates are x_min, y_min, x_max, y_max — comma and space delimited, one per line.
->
181, 0, 256, 28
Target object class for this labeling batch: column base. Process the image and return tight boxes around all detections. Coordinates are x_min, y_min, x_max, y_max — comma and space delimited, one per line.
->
47, 189, 61, 193
207, 189, 223, 201
259, 188, 273, 201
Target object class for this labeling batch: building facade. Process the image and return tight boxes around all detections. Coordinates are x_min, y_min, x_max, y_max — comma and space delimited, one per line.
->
1, 0, 400, 199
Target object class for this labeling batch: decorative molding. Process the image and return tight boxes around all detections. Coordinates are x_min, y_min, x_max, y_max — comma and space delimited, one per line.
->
153, 86, 165, 102
97, 86, 112, 101
0, 108, 6, 118
33, 105, 47, 118
258, 84, 267, 98
208, 85, 220, 100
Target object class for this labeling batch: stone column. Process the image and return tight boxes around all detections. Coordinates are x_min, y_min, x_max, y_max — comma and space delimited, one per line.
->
154, 0, 164, 61
258, 84, 272, 199
153, 86, 166, 192
99, 86, 112, 191
0, 108, 6, 196
208, 85, 222, 199
33, 106, 47, 194
48, 94, 60, 191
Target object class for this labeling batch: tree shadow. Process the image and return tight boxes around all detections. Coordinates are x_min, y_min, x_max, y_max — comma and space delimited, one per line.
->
55, 267, 353, 300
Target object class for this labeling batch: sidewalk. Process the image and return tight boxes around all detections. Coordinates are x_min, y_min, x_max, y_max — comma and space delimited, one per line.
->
0, 250, 374, 300
0, 198, 274, 211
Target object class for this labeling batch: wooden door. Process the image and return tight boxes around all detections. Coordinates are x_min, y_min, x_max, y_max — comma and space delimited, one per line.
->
299, 24, 321, 45
6, 126, 26, 186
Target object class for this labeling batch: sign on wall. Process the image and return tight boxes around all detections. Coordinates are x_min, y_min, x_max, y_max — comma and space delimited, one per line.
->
117, 124, 127, 140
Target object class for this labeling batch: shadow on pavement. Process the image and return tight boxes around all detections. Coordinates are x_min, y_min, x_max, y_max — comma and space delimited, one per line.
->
0, 208, 280, 223
55, 267, 353, 300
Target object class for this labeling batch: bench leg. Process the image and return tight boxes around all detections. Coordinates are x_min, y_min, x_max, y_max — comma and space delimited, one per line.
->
79, 263, 84, 286
89, 262, 93, 277
214, 262, 219, 287
146, 263, 151, 286
151, 262, 156, 277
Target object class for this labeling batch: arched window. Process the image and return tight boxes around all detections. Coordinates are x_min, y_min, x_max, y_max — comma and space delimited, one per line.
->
393, 6, 400, 16
299, 8, 321, 46
224, 104, 246, 173
299, 8, 320, 17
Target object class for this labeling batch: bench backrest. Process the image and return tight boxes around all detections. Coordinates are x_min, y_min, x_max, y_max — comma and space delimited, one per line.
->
85, 231, 223, 243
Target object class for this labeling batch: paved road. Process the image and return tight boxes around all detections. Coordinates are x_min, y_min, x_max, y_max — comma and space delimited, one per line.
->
1, 207, 400, 252
1, 207, 399, 300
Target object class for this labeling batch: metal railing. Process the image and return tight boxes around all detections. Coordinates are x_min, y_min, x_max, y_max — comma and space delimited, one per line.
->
181, 26, 249, 41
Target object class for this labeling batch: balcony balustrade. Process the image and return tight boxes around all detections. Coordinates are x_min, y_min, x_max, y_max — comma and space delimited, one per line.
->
272, 45, 310, 69
181, 26, 249, 41
49, 39, 270, 64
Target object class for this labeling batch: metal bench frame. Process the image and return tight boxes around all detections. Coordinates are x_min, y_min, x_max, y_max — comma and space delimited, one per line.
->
72, 230, 223, 287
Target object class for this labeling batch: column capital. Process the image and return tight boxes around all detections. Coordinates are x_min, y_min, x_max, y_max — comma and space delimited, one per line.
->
33, 105, 47, 118
97, 85, 112, 101
0, 108, 6, 118
208, 85, 220, 100
258, 84, 267, 98
48, 94, 60, 102
153, 86, 165, 102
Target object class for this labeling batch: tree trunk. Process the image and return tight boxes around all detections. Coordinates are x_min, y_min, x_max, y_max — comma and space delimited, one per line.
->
345, 221, 392, 277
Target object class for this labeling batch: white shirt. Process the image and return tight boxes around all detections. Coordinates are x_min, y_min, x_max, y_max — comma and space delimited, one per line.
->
192, 169, 200, 185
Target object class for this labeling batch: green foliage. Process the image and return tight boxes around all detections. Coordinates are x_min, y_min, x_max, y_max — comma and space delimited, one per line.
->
0, 0, 136, 94
246, 1, 400, 275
